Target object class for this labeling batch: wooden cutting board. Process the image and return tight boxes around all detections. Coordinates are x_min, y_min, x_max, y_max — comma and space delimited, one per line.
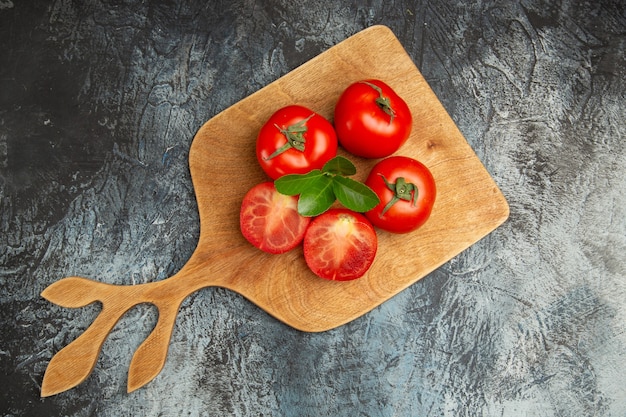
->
41, 25, 509, 396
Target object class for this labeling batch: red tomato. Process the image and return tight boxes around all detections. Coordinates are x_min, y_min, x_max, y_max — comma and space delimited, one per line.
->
240, 182, 311, 254
365, 156, 436, 233
303, 209, 377, 281
334, 79, 412, 158
256, 105, 338, 179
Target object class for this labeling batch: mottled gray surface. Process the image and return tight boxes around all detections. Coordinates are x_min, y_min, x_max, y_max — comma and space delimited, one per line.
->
1, 1, 625, 416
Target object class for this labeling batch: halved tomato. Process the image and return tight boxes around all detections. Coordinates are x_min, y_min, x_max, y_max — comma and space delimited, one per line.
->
240, 182, 311, 254
303, 209, 377, 281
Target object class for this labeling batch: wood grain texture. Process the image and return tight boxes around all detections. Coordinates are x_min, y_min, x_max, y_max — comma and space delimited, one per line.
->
187, 25, 509, 331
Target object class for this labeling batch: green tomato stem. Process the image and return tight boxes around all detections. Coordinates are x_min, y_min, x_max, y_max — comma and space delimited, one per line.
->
362, 81, 395, 123
379, 175, 418, 216
265, 113, 315, 160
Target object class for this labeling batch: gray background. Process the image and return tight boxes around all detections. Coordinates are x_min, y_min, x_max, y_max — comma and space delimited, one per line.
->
1, 1, 625, 416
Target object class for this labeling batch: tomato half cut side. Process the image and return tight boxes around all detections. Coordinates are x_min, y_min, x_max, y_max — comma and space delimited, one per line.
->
240, 182, 311, 254
303, 209, 378, 281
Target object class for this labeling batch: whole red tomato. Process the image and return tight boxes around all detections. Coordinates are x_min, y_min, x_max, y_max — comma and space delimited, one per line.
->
256, 105, 337, 179
334, 79, 412, 158
365, 156, 436, 233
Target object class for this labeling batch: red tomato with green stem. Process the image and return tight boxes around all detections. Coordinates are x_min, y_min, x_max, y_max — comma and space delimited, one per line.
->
303, 208, 377, 281
240, 182, 311, 254
257, 105, 338, 180
364, 156, 436, 234
334, 79, 412, 159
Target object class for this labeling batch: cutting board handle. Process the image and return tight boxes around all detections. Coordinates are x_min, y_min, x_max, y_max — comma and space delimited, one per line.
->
40, 267, 203, 397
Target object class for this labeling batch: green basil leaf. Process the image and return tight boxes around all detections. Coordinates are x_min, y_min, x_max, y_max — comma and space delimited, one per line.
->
297, 175, 335, 216
322, 156, 357, 176
333, 175, 380, 212
274, 170, 323, 195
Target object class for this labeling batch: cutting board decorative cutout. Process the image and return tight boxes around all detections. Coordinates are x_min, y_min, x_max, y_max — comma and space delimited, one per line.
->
40, 25, 509, 397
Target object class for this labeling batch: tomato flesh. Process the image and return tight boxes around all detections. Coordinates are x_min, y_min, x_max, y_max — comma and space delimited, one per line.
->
240, 182, 311, 254
365, 156, 436, 233
303, 209, 377, 281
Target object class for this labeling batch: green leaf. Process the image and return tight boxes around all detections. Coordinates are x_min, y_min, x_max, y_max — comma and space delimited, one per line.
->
274, 156, 378, 216
275, 170, 324, 195
333, 175, 380, 212
322, 156, 357, 176
297, 175, 335, 216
